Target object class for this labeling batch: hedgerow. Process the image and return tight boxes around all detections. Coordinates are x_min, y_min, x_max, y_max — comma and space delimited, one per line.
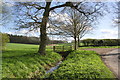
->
81, 39, 119, 46
49, 50, 115, 79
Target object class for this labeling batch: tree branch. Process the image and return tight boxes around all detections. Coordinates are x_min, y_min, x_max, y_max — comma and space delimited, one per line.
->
49, 2, 71, 11
21, 3, 45, 10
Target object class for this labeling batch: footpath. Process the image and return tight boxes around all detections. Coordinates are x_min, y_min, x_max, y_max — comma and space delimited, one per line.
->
101, 49, 119, 79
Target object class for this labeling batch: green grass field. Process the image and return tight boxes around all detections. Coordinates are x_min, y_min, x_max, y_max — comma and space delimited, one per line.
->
2, 43, 117, 79
49, 50, 115, 79
2, 43, 62, 78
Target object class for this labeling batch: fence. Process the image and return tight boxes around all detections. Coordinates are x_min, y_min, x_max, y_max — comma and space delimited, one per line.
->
53, 45, 72, 52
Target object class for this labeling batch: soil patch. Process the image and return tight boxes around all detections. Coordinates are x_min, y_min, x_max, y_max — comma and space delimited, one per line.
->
81, 48, 118, 55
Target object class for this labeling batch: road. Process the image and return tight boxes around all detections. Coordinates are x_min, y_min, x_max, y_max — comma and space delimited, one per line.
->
101, 49, 120, 79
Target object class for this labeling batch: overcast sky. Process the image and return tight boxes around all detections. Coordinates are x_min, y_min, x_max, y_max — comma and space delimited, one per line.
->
1, 1, 118, 42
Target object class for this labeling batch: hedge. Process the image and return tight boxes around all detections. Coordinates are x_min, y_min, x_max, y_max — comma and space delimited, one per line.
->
81, 39, 119, 46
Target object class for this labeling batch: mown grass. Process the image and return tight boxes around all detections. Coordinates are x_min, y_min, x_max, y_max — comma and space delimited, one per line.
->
2, 43, 62, 78
49, 50, 115, 79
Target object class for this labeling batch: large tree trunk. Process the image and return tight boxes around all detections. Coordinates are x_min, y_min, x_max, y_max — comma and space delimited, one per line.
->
77, 36, 80, 47
74, 36, 77, 50
38, 2, 51, 55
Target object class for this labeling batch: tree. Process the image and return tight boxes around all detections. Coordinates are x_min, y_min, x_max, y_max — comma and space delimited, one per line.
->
49, 9, 93, 50
81, 39, 94, 46
0, 33, 9, 49
14, 1, 106, 55
49, 4, 104, 50
112, 2, 120, 25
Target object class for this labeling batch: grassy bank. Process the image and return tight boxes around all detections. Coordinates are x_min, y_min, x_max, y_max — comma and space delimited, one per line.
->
49, 50, 115, 79
2, 43, 62, 78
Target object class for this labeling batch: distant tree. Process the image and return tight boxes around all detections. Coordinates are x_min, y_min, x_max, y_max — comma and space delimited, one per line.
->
81, 39, 93, 46
98, 39, 103, 46
81, 39, 119, 46
8, 34, 51, 45
0, 33, 9, 49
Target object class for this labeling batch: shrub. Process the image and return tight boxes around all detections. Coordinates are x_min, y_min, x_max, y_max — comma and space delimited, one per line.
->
81, 39, 119, 46
81, 39, 96, 46
0, 33, 9, 47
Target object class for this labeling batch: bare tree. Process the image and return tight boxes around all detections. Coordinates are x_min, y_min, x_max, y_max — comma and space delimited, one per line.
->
49, 8, 95, 50
109, 2, 120, 27
14, 1, 106, 55
114, 2, 120, 24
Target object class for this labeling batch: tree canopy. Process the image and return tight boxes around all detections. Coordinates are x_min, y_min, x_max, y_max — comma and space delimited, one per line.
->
7, 1, 108, 55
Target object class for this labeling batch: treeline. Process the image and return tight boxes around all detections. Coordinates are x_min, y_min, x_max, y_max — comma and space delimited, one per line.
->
8, 34, 67, 45
8, 34, 40, 44
49, 40, 67, 44
81, 39, 119, 46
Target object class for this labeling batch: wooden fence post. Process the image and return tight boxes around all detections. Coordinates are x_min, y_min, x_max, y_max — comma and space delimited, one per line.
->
63, 46, 64, 51
70, 45, 72, 50
53, 46, 55, 52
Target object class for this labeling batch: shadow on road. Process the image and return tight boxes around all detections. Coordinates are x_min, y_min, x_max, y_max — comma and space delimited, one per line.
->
100, 53, 120, 56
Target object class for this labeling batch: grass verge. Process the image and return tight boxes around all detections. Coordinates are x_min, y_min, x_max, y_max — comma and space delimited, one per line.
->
2, 43, 62, 78
49, 50, 115, 79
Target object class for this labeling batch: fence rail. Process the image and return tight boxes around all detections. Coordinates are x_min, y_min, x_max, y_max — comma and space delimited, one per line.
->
53, 45, 72, 52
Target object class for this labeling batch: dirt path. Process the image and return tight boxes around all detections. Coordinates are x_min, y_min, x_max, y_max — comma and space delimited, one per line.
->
81, 48, 119, 79
81, 48, 117, 55
101, 49, 119, 79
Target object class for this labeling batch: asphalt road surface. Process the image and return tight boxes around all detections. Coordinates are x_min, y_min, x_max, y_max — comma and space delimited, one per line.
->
101, 49, 120, 79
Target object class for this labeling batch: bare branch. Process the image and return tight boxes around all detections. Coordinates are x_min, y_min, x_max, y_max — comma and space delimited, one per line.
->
20, 3, 45, 10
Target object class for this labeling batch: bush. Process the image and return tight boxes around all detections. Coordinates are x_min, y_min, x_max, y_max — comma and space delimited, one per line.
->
81, 39, 119, 46
0, 33, 9, 47
49, 50, 115, 79
81, 39, 96, 46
